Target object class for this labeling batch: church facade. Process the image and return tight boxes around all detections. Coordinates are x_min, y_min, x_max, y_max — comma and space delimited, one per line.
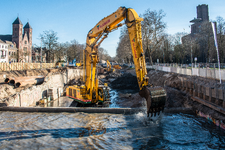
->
0, 17, 32, 62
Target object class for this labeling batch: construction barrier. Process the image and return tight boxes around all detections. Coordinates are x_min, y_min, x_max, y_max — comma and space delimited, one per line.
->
0, 62, 65, 71
152, 65, 225, 81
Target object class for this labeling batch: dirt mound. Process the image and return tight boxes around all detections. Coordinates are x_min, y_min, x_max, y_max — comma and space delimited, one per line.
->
114, 92, 145, 108
110, 73, 139, 91
0, 84, 16, 100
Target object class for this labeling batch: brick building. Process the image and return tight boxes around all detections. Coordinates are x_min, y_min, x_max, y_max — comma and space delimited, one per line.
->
0, 17, 32, 62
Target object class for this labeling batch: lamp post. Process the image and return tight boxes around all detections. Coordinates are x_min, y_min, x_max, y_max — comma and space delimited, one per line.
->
194, 57, 197, 68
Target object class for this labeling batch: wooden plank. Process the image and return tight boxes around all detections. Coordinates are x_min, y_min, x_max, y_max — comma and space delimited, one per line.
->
191, 96, 225, 115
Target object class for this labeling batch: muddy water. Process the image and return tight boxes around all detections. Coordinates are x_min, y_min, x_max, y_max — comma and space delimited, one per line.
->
1, 112, 225, 149
0, 90, 225, 149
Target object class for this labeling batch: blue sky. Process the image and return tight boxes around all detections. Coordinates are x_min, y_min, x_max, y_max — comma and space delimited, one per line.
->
0, 0, 224, 57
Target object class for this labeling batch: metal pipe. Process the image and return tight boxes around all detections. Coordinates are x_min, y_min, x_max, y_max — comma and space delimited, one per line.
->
4, 78, 10, 83
7, 76, 45, 87
9, 80, 15, 86
0, 107, 142, 114
0, 107, 194, 114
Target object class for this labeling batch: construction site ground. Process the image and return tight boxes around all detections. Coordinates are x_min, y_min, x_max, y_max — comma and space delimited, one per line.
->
0, 67, 225, 123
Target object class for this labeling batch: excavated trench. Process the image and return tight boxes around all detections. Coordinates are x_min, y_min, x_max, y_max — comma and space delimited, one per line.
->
1, 67, 225, 120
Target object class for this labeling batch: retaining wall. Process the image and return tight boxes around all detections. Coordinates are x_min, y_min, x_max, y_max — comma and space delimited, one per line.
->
5, 68, 83, 107
169, 77, 225, 113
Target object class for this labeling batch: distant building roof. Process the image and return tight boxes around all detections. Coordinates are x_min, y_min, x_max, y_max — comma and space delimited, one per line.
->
0, 35, 12, 42
24, 22, 32, 28
13, 17, 23, 24
0, 39, 5, 44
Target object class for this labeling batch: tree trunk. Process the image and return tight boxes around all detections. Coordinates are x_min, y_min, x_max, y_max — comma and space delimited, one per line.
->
149, 55, 153, 65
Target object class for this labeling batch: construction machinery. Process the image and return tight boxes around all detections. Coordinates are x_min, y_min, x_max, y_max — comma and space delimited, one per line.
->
66, 7, 166, 116
106, 60, 115, 73
113, 64, 122, 70
106, 60, 111, 72
76, 60, 83, 67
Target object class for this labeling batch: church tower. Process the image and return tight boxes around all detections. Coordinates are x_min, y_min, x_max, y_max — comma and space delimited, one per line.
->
12, 17, 23, 61
11, 17, 33, 62
12, 17, 23, 51
24, 22, 32, 62
23, 22, 32, 44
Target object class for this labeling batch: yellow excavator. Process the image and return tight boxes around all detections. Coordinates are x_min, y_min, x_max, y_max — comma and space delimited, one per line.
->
113, 64, 122, 70
66, 7, 166, 116
106, 60, 115, 73
106, 60, 111, 72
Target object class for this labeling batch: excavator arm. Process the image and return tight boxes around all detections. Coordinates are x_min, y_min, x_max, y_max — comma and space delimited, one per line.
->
67, 7, 166, 116
106, 60, 112, 72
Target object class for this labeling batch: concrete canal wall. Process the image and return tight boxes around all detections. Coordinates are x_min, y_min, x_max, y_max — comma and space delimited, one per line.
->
0, 68, 83, 107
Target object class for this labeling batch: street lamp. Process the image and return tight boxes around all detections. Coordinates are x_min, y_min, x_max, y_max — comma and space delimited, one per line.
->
194, 57, 197, 68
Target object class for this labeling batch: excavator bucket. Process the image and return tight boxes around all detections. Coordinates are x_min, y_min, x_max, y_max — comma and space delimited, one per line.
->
139, 86, 167, 117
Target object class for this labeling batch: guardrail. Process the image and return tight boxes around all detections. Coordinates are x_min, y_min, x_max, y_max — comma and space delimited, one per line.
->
0, 62, 65, 71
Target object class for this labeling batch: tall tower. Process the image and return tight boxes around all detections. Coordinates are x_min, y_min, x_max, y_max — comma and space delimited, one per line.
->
190, 4, 210, 34
197, 4, 209, 22
23, 22, 32, 43
12, 17, 23, 51
23, 22, 32, 62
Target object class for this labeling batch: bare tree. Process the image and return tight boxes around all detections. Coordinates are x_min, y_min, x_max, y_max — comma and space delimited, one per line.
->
141, 9, 166, 65
173, 32, 189, 63
116, 27, 132, 63
98, 47, 111, 61
55, 43, 67, 62
216, 16, 225, 63
40, 30, 58, 63
66, 40, 84, 62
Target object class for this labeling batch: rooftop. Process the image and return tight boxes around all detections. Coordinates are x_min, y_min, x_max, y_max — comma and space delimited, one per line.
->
13, 17, 23, 25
